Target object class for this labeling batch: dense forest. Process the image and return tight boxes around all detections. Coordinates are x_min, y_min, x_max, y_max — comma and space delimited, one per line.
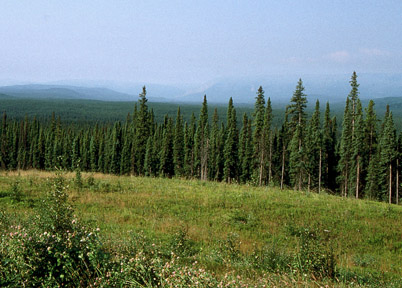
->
1, 72, 401, 203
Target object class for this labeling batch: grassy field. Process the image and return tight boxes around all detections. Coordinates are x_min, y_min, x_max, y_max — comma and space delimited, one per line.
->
1, 170, 402, 287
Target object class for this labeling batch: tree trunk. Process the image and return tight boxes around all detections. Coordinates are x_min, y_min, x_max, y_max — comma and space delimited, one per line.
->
397, 159, 399, 205
308, 173, 311, 193
356, 155, 360, 199
259, 152, 264, 186
344, 169, 348, 198
281, 145, 285, 190
268, 132, 272, 185
389, 163, 392, 204
298, 172, 302, 191
318, 148, 322, 194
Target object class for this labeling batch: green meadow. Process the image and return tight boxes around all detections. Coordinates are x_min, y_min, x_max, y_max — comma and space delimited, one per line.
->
1, 170, 402, 287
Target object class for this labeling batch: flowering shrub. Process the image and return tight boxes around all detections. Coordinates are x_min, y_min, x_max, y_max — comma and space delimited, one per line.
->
0, 174, 107, 287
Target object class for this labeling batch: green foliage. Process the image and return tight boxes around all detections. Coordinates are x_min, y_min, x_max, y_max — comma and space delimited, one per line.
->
9, 180, 23, 202
292, 227, 336, 279
0, 174, 107, 287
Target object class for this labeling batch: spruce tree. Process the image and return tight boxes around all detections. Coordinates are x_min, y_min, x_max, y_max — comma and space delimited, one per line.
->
350, 99, 364, 198
0, 112, 8, 169
184, 114, 197, 177
135, 86, 150, 175
396, 132, 401, 205
306, 100, 321, 192
322, 102, 337, 191
287, 79, 308, 190
279, 111, 290, 189
263, 98, 273, 185
379, 109, 397, 203
144, 136, 153, 176
209, 108, 220, 180
252, 86, 266, 184
194, 95, 209, 180
223, 98, 238, 183
338, 97, 352, 197
239, 113, 252, 183
160, 117, 174, 177
173, 107, 185, 177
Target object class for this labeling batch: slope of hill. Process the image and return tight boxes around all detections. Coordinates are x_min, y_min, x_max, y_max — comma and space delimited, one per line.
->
1, 171, 402, 286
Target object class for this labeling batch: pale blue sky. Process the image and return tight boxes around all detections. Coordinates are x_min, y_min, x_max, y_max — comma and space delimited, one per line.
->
1, 0, 402, 84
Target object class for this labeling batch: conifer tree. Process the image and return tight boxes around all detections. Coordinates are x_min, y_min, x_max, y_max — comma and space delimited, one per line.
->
0, 112, 8, 169
379, 109, 397, 203
396, 132, 401, 205
135, 86, 150, 175
338, 97, 353, 197
306, 100, 321, 192
364, 100, 378, 164
144, 136, 153, 176
279, 112, 290, 190
208, 108, 220, 181
287, 79, 308, 190
252, 86, 266, 184
223, 98, 238, 183
263, 98, 273, 185
239, 113, 252, 183
322, 102, 336, 191
184, 114, 197, 177
194, 95, 209, 180
350, 99, 364, 198
173, 107, 185, 176
160, 117, 174, 177
365, 149, 381, 199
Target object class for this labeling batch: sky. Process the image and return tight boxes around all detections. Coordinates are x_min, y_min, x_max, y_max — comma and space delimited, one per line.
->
1, 0, 402, 85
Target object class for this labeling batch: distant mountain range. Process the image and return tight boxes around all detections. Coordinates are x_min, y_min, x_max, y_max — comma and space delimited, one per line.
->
0, 73, 401, 105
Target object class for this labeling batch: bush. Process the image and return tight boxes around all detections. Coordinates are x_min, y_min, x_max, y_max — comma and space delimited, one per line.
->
293, 227, 336, 279
10, 180, 23, 202
0, 174, 108, 287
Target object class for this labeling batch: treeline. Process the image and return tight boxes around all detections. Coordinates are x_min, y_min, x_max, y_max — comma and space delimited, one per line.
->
0, 72, 401, 203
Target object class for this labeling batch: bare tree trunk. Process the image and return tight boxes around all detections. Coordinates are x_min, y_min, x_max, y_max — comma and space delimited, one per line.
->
344, 170, 348, 198
389, 163, 392, 204
281, 145, 285, 190
308, 174, 311, 193
356, 155, 360, 199
397, 159, 399, 205
318, 148, 322, 194
259, 152, 264, 186
268, 132, 273, 185
298, 172, 302, 191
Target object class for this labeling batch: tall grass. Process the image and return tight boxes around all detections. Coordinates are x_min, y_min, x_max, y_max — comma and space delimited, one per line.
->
1, 170, 402, 286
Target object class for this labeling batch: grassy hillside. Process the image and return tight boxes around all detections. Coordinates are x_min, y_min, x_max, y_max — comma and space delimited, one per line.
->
1, 170, 402, 286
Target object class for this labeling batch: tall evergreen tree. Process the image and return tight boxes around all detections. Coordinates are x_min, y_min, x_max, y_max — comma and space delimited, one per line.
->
173, 107, 185, 176
184, 113, 197, 177
306, 100, 321, 192
239, 113, 252, 183
223, 98, 238, 183
322, 102, 337, 191
252, 86, 266, 185
135, 86, 150, 175
350, 99, 365, 198
279, 111, 290, 190
338, 97, 353, 197
160, 117, 174, 177
287, 79, 308, 190
379, 109, 397, 203
208, 108, 219, 180
194, 95, 209, 180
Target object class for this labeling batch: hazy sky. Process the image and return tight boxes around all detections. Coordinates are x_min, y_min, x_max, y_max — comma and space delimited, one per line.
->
1, 1, 402, 85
